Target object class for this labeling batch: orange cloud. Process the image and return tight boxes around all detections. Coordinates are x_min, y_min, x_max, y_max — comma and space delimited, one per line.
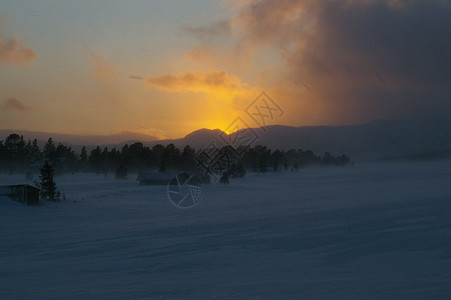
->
146, 70, 248, 93
0, 98, 34, 112
186, 47, 216, 64
0, 36, 36, 66
81, 44, 116, 81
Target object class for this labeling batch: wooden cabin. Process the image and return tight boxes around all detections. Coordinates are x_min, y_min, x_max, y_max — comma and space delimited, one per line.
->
137, 172, 176, 185
0, 184, 40, 205
137, 171, 210, 185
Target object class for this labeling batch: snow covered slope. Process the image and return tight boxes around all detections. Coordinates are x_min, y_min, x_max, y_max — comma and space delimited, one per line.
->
1, 162, 450, 299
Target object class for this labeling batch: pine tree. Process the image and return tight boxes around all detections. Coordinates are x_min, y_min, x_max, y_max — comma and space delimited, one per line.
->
44, 138, 56, 159
219, 171, 230, 184
38, 161, 57, 201
115, 164, 128, 179
80, 146, 88, 164
28, 139, 42, 163
180, 145, 196, 171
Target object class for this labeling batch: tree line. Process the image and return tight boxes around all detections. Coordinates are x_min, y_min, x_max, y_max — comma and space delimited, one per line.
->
0, 133, 351, 176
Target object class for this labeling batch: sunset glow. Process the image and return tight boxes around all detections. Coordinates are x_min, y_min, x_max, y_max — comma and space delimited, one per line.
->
1, 0, 450, 139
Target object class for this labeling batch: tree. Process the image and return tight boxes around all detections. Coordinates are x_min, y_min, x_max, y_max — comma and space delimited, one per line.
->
4, 134, 22, 154
160, 144, 180, 172
80, 146, 88, 164
115, 164, 128, 180
38, 161, 57, 201
219, 171, 230, 184
336, 154, 350, 166
89, 146, 104, 173
321, 152, 336, 165
0, 141, 6, 166
2, 134, 26, 171
255, 145, 269, 173
270, 149, 284, 171
159, 154, 167, 172
28, 139, 41, 163
228, 161, 246, 178
242, 148, 259, 171
43, 138, 56, 159
180, 145, 196, 171
152, 144, 165, 170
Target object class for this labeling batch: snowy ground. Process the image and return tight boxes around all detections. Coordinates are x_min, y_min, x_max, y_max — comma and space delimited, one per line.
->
1, 161, 450, 299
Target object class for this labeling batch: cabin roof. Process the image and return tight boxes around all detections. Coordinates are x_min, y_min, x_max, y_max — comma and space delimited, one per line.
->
0, 184, 40, 191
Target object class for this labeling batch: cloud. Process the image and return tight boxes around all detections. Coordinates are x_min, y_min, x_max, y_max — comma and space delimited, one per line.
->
128, 75, 143, 80
183, 20, 231, 41
186, 46, 216, 63
146, 70, 248, 93
0, 98, 34, 112
190, 0, 451, 124
0, 36, 36, 66
183, 20, 245, 67
81, 43, 116, 81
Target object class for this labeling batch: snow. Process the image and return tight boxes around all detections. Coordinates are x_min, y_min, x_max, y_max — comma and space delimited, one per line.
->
1, 161, 450, 299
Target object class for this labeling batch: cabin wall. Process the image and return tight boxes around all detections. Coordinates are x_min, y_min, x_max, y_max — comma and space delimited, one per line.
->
0, 185, 40, 205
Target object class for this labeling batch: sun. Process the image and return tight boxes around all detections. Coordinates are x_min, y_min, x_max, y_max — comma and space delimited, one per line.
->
203, 119, 232, 133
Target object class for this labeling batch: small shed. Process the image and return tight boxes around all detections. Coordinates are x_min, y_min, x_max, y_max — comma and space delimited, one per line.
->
137, 172, 175, 185
137, 171, 210, 185
0, 185, 40, 205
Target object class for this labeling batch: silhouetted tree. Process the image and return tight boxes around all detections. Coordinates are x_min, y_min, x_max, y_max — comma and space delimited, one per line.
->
89, 146, 105, 173
336, 154, 350, 166
180, 145, 196, 171
321, 152, 336, 165
228, 161, 246, 178
219, 171, 229, 184
44, 138, 56, 159
270, 149, 284, 171
115, 164, 128, 180
242, 148, 259, 171
160, 144, 180, 172
4, 134, 22, 154
255, 145, 270, 173
38, 161, 57, 201
283, 157, 288, 170
0, 132, 352, 176
80, 146, 88, 164
0, 141, 5, 169
1, 134, 27, 171
151, 144, 165, 170
28, 139, 41, 163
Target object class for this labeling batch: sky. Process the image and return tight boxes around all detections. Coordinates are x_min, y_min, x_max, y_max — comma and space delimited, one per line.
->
1, 0, 450, 139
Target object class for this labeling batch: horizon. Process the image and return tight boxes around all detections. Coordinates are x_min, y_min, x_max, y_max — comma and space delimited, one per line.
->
0, 118, 434, 145
2, 1, 451, 139
2, 118, 450, 162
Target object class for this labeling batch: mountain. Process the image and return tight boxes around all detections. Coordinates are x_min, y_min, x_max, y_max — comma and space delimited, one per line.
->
0, 129, 157, 149
246, 120, 451, 160
2, 119, 450, 160
148, 128, 227, 149
149, 119, 451, 160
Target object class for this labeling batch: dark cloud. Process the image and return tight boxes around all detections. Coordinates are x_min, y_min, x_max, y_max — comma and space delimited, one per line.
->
205, 0, 451, 123
128, 75, 143, 80
0, 98, 34, 112
146, 70, 244, 93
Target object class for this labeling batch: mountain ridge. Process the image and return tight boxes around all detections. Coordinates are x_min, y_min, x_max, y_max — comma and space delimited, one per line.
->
0, 129, 158, 147
2, 119, 451, 160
